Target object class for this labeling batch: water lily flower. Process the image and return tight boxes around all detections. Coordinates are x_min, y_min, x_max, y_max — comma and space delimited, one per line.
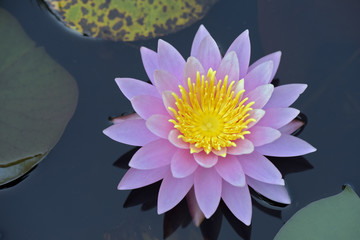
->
103, 25, 316, 226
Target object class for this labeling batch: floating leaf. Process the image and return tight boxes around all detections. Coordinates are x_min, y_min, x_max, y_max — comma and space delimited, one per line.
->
0, 9, 78, 184
43, 0, 217, 41
274, 185, 360, 240
0, 154, 47, 186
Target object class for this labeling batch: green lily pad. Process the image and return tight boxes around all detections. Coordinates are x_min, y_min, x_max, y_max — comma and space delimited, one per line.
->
0, 154, 47, 186
0, 9, 78, 183
274, 185, 360, 240
43, 0, 217, 41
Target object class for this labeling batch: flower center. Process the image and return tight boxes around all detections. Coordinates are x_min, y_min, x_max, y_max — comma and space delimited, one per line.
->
169, 69, 256, 154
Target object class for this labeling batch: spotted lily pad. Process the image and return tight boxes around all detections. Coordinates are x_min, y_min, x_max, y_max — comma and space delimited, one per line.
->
0, 9, 78, 185
43, 0, 217, 41
274, 185, 360, 239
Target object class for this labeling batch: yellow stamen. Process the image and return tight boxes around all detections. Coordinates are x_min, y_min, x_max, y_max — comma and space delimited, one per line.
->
169, 69, 256, 155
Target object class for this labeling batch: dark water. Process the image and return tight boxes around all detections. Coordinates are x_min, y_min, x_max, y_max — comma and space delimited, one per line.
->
0, 0, 359, 239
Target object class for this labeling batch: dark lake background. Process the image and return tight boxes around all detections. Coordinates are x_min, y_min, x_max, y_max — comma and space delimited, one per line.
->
0, 0, 359, 239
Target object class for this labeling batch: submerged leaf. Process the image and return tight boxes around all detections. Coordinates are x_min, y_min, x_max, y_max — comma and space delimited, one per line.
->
0, 9, 78, 184
43, 0, 217, 41
274, 185, 360, 240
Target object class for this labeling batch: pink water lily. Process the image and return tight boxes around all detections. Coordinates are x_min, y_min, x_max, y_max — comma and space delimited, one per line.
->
104, 25, 316, 226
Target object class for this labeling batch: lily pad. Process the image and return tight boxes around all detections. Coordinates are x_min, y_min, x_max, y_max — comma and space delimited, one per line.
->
43, 0, 217, 41
0, 9, 78, 183
274, 185, 360, 240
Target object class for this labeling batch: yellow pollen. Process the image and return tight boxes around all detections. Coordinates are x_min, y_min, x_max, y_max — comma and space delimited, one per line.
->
168, 69, 256, 155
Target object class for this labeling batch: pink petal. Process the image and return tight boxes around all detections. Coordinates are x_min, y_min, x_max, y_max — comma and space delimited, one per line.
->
162, 91, 177, 117
195, 35, 221, 71
215, 155, 245, 187
227, 139, 254, 155
226, 30, 250, 79
158, 39, 185, 81
248, 51, 281, 82
247, 109, 265, 129
191, 25, 211, 57
168, 129, 189, 149
244, 61, 273, 92
103, 119, 159, 146
238, 151, 284, 185
171, 149, 198, 178
244, 84, 274, 109
246, 176, 291, 204
115, 78, 159, 100
278, 119, 305, 134
222, 181, 252, 225
111, 113, 141, 124
216, 51, 240, 82
129, 139, 176, 169
256, 107, 300, 129
146, 114, 173, 138
153, 70, 180, 94
118, 166, 168, 190
183, 56, 205, 85
131, 95, 167, 119
264, 84, 307, 109
246, 126, 281, 147
256, 134, 316, 157
194, 167, 222, 218
157, 172, 193, 214
140, 47, 158, 84
194, 151, 218, 168
186, 188, 205, 226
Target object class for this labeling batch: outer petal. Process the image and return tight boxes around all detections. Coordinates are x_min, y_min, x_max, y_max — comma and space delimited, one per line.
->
194, 167, 222, 218
129, 139, 176, 169
246, 176, 291, 204
191, 25, 211, 57
115, 78, 160, 100
131, 95, 167, 119
157, 172, 193, 214
238, 151, 284, 185
186, 188, 205, 226
246, 126, 281, 147
222, 181, 252, 226
226, 30, 250, 78
140, 47, 158, 84
216, 51, 239, 82
118, 166, 168, 190
195, 35, 221, 71
146, 114, 172, 138
264, 84, 307, 109
256, 108, 300, 129
111, 113, 141, 124
194, 151, 218, 168
183, 56, 205, 84
244, 61, 273, 92
248, 51, 281, 82
256, 134, 316, 157
278, 119, 305, 134
227, 139, 254, 155
168, 129, 189, 149
153, 70, 180, 94
244, 84, 274, 109
215, 155, 245, 187
158, 39, 185, 81
171, 149, 198, 178
103, 119, 158, 146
